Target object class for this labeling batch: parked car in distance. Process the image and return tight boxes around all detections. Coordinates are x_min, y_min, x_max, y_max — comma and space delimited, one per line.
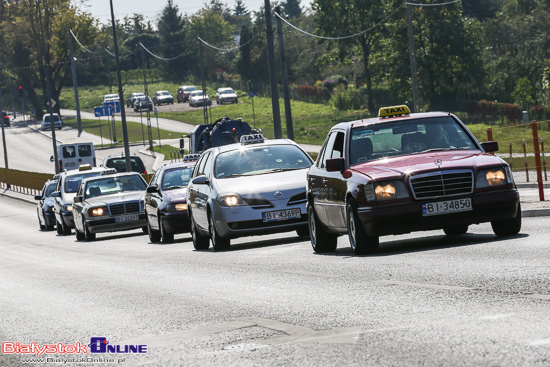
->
1, 111, 10, 127
133, 96, 153, 112
35, 179, 58, 231
102, 154, 147, 174
126, 92, 145, 108
103, 94, 120, 103
216, 87, 238, 104
41, 113, 62, 131
187, 134, 313, 251
306, 104, 521, 255
177, 85, 197, 103
188, 90, 212, 107
145, 155, 200, 243
52, 164, 108, 236
73, 171, 148, 242
153, 90, 174, 106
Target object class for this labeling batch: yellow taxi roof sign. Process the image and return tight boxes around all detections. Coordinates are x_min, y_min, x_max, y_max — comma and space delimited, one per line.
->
379, 105, 411, 118
78, 164, 93, 171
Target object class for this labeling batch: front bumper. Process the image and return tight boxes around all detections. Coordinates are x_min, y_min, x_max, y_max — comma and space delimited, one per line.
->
212, 202, 308, 239
161, 211, 190, 235
87, 213, 147, 233
61, 211, 75, 228
357, 189, 520, 236
44, 212, 57, 226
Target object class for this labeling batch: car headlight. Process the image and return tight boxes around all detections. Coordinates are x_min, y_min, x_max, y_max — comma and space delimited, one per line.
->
217, 194, 248, 207
476, 167, 508, 188
166, 203, 188, 212
88, 206, 108, 217
63, 204, 73, 212
365, 181, 409, 202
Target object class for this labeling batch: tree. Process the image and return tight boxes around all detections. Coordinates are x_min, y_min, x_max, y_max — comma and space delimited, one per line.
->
234, 0, 249, 16
283, 0, 302, 18
512, 77, 535, 106
0, 0, 99, 118
312, 0, 395, 113
157, 0, 188, 80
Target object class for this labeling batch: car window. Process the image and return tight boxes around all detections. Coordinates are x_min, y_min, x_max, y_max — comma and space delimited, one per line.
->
62, 146, 76, 158
350, 116, 477, 162
44, 115, 60, 122
84, 175, 146, 198
215, 145, 312, 178
162, 167, 194, 190
64, 172, 103, 193
195, 152, 210, 177
203, 153, 214, 179
78, 145, 92, 157
319, 131, 341, 169
44, 182, 57, 197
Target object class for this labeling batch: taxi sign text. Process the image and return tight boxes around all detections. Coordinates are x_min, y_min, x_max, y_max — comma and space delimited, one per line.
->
379, 105, 411, 118
240, 134, 265, 145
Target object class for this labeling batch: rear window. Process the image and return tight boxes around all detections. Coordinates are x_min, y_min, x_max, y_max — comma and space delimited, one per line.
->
64, 172, 102, 193
105, 157, 146, 173
62, 146, 76, 158
44, 115, 60, 122
78, 145, 93, 157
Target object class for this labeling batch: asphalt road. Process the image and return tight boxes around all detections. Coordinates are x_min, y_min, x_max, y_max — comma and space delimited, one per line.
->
1, 194, 549, 367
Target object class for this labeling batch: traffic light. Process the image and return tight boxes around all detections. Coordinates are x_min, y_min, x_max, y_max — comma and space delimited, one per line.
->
18, 86, 23, 98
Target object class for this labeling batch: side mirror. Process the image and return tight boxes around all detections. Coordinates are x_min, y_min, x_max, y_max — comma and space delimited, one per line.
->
51, 191, 60, 198
326, 157, 346, 172
73, 196, 82, 203
191, 175, 208, 185
146, 185, 158, 193
34, 195, 42, 200
481, 141, 499, 153
50, 156, 55, 162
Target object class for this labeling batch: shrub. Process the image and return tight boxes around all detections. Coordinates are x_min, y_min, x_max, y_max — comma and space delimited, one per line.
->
330, 85, 363, 111
322, 75, 348, 91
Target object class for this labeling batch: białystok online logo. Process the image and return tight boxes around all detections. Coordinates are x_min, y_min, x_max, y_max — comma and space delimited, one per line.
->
2, 337, 147, 356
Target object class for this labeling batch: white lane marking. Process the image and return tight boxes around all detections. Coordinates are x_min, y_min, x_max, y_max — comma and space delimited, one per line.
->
521, 294, 550, 300
530, 338, 550, 346
374, 280, 475, 291
478, 313, 516, 320
281, 269, 341, 278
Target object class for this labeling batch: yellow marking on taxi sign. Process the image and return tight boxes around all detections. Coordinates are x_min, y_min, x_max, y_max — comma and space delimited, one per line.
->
78, 164, 93, 171
379, 105, 411, 118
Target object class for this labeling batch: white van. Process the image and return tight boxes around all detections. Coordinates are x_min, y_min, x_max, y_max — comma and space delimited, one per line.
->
50, 142, 96, 171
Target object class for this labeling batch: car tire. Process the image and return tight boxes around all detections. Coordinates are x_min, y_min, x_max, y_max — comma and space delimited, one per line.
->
347, 201, 379, 255
307, 203, 337, 253
443, 225, 469, 236
62, 221, 71, 235
46, 223, 55, 231
209, 211, 230, 251
491, 203, 522, 237
84, 222, 95, 242
190, 214, 209, 250
296, 226, 310, 237
56, 219, 63, 235
160, 219, 174, 244
75, 224, 85, 241
147, 220, 161, 242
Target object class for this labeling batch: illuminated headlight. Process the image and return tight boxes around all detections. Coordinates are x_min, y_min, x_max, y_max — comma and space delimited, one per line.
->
217, 194, 247, 207
167, 203, 188, 212
88, 207, 107, 217
367, 181, 409, 201
63, 204, 73, 212
476, 168, 507, 188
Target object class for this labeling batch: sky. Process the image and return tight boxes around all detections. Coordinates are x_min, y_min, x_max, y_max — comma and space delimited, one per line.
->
82, 0, 294, 25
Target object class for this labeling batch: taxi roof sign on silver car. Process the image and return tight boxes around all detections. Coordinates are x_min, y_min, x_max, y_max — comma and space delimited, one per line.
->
240, 134, 265, 145
379, 105, 411, 118
183, 154, 201, 162
100, 168, 117, 175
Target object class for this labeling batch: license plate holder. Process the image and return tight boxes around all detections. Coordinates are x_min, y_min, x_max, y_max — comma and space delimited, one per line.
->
422, 198, 472, 216
262, 209, 301, 223
115, 214, 139, 223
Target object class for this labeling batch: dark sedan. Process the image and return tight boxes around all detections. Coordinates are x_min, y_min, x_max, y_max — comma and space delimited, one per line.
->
145, 156, 198, 243
35, 179, 58, 231
133, 96, 153, 112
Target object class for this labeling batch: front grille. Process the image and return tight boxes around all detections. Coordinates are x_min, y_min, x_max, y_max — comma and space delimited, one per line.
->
287, 192, 306, 206
242, 198, 273, 209
109, 201, 141, 215
410, 170, 473, 199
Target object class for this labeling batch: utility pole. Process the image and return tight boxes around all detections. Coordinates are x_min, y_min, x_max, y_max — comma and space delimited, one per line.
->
264, 0, 282, 139
69, 29, 82, 136
37, 0, 59, 173
274, 7, 293, 141
406, 3, 420, 113
141, 46, 154, 153
109, 0, 132, 172
8, 77, 16, 119
199, 36, 209, 125
1, 87, 8, 171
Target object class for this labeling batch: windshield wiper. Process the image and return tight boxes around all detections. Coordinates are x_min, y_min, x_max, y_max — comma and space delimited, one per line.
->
164, 185, 185, 190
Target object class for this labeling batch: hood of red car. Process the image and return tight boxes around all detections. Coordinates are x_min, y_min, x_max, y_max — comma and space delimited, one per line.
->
164, 189, 187, 203
350, 150, 506, 180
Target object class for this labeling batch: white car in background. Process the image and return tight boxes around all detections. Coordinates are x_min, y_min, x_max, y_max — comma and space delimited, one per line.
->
188, 90, 212, 107
216, 87, 238, 104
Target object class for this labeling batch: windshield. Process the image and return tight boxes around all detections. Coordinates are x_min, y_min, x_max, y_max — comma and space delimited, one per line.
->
221, 90, 234, 94
349, 116, 478, 165
84, 174, 146, 199
162, 167, 194, 190
104, 157, 146, 173
44, 115, 60, 122
215, 145, 312, 179
184, 87, 197, 92
45, 182, 57, 197
160, 91, 170, 96
64, 172, 103, 193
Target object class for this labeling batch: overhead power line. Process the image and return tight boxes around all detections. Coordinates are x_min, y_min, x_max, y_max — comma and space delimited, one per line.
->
139, 42, 185, 61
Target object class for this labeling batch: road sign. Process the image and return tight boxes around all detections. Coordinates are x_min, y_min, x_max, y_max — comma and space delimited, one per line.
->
94, 106, 108, 117
249, 91, 255, 98
103, 101, 120, 113
50, 99, 56, 107
154, 106, 158, 116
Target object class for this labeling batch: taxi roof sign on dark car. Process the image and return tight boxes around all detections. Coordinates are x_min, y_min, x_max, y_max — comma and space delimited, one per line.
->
240, 134, 265, 145
379, 105, 411, 118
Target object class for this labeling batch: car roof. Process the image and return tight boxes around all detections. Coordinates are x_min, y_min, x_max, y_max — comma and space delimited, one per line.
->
218, 87, 234, 91
159, 161, 196, 171
62, 166, 107, 177
210, 138, 302, 156
330, 111, 452, 131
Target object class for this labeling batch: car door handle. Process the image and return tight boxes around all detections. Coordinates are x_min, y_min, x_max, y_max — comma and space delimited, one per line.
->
322, 178, 328, 184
